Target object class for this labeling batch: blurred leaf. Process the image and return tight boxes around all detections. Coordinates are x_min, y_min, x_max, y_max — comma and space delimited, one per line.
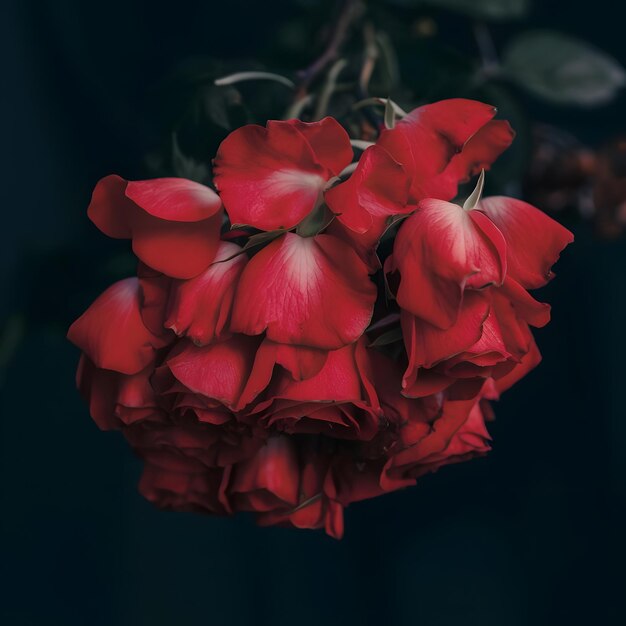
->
284, 94, 314, 120
369, 327, 403, 347
389, 0, 529, 20
313, 58, 348, 120
171, 133, 210, 182
503, 30, 626, 106
376, 32, 401, 91
392, 36, 473, 104
353, 97, 408, 116
214, 71, 295, 89
202, 85, 240, 130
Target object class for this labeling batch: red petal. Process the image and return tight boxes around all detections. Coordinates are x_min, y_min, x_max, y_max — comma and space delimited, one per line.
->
87, 175, 223, 279
325, 145, 412, 234
138, 458, 228, 514
370, 349, 441, 422
289, 117, 353, 176
263, 340, 372, 404
491, 289, 535, 359
445, 307, 510, 372
230, 233, 376, 349
228, 436, 300, 510
130, 210, 222, 279
378, 99, 499, 201
87, 175, 133, 238
325, 218, 386, 272
478, 196, 574, 289
249, 339, 380, 440
214, 119, 345, 231
236, 340, 329, 410
254, 445, 344, 538
137, 262, 172, 336
165, 241, 247, 345
444, 120, 515, 187
386, 398, 490, 479
125, 178, 222, 222
402, 368, 454, 398
389, 199, 506, 328
402, 291, 490, 371
499, 277, 551, 328
165, 335, 261, 410
68, 277, 164, 374
76, 356, 119, 430
269, 341, 329, 380
494, 335, 542, 395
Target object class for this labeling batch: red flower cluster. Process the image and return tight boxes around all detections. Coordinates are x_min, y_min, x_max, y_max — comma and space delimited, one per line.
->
68, 99, 573, 538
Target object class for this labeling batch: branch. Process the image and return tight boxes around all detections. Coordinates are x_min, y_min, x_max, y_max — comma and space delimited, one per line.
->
296, 0, 363, 93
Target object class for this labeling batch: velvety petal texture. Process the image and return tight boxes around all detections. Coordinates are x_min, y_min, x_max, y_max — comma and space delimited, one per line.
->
230, 233, 376, 349
246, 338, 381, 441
388, 198, 506, 329
377, 99, 510, 201
477, 197, 575, 289
67, 277, 166, 374
165, 241, 247, 345
88, 175, 223, 278
325, 145, 412, 234
214, 118, 352, 231
445, 120, 515, 186
383, 398, 491, 485
164, 335, 262, 411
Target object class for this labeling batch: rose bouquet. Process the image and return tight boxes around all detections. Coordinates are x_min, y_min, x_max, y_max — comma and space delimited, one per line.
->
68, 99, 572, 538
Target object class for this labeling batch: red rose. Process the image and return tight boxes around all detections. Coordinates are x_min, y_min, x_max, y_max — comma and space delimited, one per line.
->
124, 417, 264, 469
244, 337, 381, 441
69, 101, 573, 538
386, 197, 507, 329
224, 436, 344, 538
138, 451, 229, 515
382, 397, 492, 488
76, 356, 167, 430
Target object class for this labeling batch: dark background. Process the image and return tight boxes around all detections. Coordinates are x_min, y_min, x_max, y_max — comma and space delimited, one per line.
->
3, 1, 626, 624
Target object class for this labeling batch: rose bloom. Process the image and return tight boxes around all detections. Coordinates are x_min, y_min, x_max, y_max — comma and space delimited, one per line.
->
68, 99, 572, 538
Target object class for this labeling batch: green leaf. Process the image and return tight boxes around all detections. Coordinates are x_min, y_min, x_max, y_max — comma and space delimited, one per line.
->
390, 0, 529, 20
214, 71, 295, 89
502, 30, 626, 106
283, 94, 314, 120
213, 229, 287, 264
313, 58, 348, 121
202, 85, 238, 130
375, 32, 401, 91
296, 203, 330, 237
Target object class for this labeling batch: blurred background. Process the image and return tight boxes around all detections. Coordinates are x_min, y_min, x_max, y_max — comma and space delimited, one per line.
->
2, 0, 626, 624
